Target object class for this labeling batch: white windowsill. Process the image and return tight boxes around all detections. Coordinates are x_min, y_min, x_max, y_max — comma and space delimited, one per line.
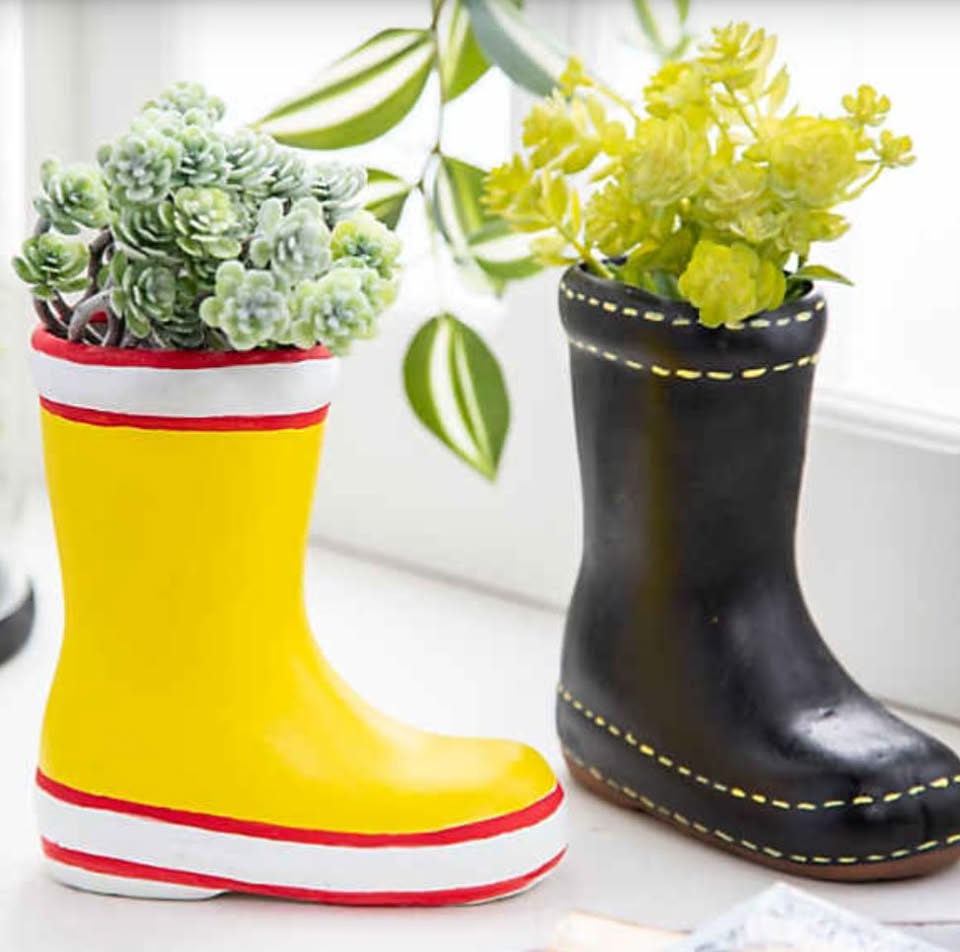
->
814, 387, 960, 456
1, 495, 959, 950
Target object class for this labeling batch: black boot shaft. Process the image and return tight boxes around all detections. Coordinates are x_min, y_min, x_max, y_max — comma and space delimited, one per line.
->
561, 266, 826, 590
556, 265, 960, 879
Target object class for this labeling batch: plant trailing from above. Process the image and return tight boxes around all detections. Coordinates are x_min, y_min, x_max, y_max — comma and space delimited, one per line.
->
258, 0, 689, 479
13, 82, 400, 354
484, 23, 915, 328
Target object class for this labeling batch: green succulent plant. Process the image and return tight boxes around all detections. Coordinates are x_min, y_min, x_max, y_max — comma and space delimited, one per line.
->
14, 81, 401, 353
172, 186, 244, 259
35, 160, 110, 234
249, 197, 331, 287
264, 150, 313, 202
199, 262, 290, 351
485, 23, 914, 327
112, 200, 178, 260
13, 234, 88, 300
98, 126, 183, 207
330, 210, 402, 280
225, 129, 279, 195
109, 253, 178, 339
144, 80, 226, 124
286, 267, 378, 354
172, 124, 230, 188
311, 162, 367, 226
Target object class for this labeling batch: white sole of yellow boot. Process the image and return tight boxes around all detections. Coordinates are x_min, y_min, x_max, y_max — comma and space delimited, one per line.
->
36, 773, 567, 906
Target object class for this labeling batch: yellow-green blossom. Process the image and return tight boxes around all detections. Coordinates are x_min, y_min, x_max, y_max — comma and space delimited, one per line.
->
678, 240, 785, 327
485, 21, 912, 326
764, 117, 863, 208
620, 116, 708, 206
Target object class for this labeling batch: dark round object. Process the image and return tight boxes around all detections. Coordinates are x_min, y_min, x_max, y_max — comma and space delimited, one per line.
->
0, 559, 33, 665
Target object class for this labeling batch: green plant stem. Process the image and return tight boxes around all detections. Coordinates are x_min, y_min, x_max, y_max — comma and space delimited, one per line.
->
844, 164, 883, 202
723, 81, 761, 138
632, 0, 669, 61
414, 5, 447, 193
549, 213, 612, 278
592, 79, 645, 126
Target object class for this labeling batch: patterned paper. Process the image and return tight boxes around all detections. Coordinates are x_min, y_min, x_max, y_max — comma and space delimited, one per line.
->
672, 883, 945, 952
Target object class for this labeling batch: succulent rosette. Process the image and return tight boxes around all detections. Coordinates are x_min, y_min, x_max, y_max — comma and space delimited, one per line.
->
144, 81, 226, 125
35, 160, 110, 234
285, 267, 377, 354
13, 80, 403, 352
249, 197, 331, 287
330, 210, 402, 280
199, 262, 290, 351
98, 126, 183, 207
13, 234, 88, 300
109, 253, 177, 339
172, 186, 244, 260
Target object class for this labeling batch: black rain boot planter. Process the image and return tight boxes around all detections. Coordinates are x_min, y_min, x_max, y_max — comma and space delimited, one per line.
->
0, 557, 33, 666
556, 264, 960, 882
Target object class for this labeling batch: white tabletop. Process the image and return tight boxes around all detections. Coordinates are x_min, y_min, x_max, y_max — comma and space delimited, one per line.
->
2, 498, 959, 951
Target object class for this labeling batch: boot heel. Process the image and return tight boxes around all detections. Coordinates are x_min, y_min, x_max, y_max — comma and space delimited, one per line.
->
44, 858, 223, 901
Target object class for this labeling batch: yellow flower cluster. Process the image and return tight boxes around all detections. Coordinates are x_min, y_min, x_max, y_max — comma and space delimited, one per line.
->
484, 23, 914, 327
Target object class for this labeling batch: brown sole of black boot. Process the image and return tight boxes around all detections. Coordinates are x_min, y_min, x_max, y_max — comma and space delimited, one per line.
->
564, 752, 960, 882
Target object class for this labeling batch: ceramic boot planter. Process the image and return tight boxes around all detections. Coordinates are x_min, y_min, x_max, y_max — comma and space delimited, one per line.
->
31, 327, 566, 906
0, 558, 33, 665
555, 265, 960, 882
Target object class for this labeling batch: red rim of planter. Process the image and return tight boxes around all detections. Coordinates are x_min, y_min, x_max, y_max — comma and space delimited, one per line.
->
31, 326, 333, 369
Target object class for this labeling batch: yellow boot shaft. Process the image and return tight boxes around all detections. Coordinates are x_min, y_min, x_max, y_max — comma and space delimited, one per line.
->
35, 334, 560, 841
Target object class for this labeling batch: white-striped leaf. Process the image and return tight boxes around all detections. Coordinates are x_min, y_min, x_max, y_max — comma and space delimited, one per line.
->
439, 0, 490, 102
468, 220, 542, 282
363, 168, 411, 229
430, 154, 540, 294
463, 0, 570, 97
404, 313, 509, 481
258, 29, 435, 149
438, 0, 522, 101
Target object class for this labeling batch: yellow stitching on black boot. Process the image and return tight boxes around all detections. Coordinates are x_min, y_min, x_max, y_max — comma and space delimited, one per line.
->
557, 683, 960, 812
559, 281, 823, 330
561, 749, 960, 869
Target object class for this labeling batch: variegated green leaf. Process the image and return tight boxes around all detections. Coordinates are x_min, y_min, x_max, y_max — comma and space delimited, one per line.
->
439, 0, 490, 101
258, 29, 435, 149
463, 0, 569, 97
363, 168, 411, 229
404, 313, 509, 480
468, 220, 542, 282
439, 0, 523, 101
430, 154, 539, 293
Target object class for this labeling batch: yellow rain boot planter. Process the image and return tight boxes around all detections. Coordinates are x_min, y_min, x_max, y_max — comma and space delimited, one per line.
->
32, 328, 566, 905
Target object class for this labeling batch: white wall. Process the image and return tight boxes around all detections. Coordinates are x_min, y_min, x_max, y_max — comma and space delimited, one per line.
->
0, 0, 32, 532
